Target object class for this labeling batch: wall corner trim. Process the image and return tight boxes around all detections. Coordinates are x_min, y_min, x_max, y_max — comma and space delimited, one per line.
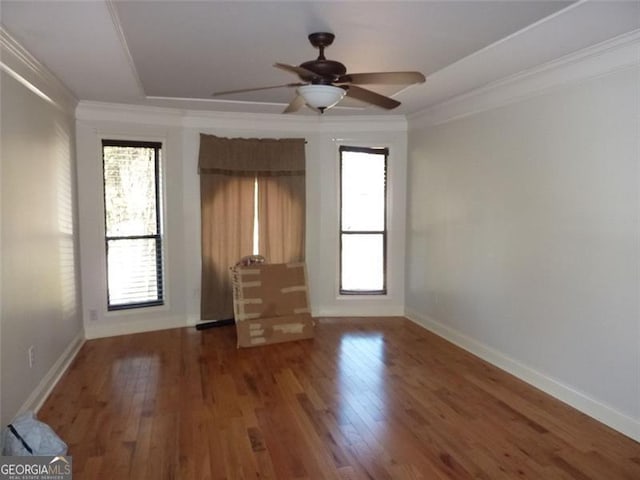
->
408, 30, 640, 129
404, 308, 640, 443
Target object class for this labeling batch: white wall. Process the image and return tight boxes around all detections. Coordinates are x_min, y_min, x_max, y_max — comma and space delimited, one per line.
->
406, 65, 640, 440
0, 35, 84, 426
75, 118, 188, 338
75, 105, 407, 338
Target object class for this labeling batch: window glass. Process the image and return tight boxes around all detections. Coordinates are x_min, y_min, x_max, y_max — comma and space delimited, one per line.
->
341, 151, 386, 232
341, 233, 385, 291
102, 141, 163, 310
103, 145, 158, 236
339, 146, 387, 294
107, 238, 160, 307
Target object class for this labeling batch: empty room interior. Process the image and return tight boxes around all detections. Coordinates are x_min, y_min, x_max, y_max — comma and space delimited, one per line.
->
1, 0, 639, 478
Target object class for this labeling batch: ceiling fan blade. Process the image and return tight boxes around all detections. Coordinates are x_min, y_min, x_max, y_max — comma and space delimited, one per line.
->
274, 63, 320, 80
283, 94, 305, 114
213, 83, 304, 96
338, 71, 426, 85
344, 85, 401, 109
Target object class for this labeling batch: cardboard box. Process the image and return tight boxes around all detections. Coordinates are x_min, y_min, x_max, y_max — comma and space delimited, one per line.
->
235, 314, 314, 347
231, 262, 314, 348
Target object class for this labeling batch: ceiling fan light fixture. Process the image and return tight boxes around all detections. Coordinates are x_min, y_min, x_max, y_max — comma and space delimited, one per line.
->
297, 84, 345, 112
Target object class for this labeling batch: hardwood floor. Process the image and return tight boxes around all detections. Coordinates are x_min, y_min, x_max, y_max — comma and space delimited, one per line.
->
39, 317, 639, 479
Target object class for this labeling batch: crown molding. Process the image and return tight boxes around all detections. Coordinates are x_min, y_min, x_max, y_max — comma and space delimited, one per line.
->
76, 100, 407, 133
408, 30, 640, 130
182, 109, 407, 133
76, 101, 185, 126
0, 27, 77, 114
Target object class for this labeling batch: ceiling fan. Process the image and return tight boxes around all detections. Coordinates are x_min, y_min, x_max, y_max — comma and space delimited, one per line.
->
213, 32, 426, 114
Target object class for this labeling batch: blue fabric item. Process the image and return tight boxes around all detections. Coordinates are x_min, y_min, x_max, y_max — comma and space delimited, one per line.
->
2, 411, 67, 456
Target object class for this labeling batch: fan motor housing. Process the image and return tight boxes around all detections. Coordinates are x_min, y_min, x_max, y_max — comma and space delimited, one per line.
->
299, 59, 347, 83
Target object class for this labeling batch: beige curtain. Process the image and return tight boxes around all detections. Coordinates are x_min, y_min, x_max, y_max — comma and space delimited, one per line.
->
198, 134, 306, 320
258, 174, 305, 263
200, 174, 255, 320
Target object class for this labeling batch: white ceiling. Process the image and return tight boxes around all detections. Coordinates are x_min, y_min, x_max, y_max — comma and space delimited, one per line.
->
1, 1, 639, 116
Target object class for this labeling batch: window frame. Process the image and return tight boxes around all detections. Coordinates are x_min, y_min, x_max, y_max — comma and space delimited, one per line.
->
101, 139, 165, 311
339, 145, 388, 295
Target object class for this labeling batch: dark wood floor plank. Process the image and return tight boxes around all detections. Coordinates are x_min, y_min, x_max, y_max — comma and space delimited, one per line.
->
39, 317, 639, 479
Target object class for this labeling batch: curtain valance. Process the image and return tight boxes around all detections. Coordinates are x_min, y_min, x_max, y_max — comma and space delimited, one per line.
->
198, 134, 306, 176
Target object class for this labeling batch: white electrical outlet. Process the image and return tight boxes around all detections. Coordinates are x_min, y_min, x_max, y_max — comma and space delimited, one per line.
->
89, 309, 98, 321
28, 345, 35, 368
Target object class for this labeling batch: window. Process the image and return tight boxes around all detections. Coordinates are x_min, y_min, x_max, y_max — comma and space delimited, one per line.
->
339, 146, 387, 294
102, 140, 164, 310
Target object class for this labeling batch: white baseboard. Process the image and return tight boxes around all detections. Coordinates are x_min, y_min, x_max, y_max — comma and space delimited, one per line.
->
84, 315, 190, 339
17, 331, 86, 417
186, 314, 200, 327
314, 304, 404, 318
404, 308, 640, 443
